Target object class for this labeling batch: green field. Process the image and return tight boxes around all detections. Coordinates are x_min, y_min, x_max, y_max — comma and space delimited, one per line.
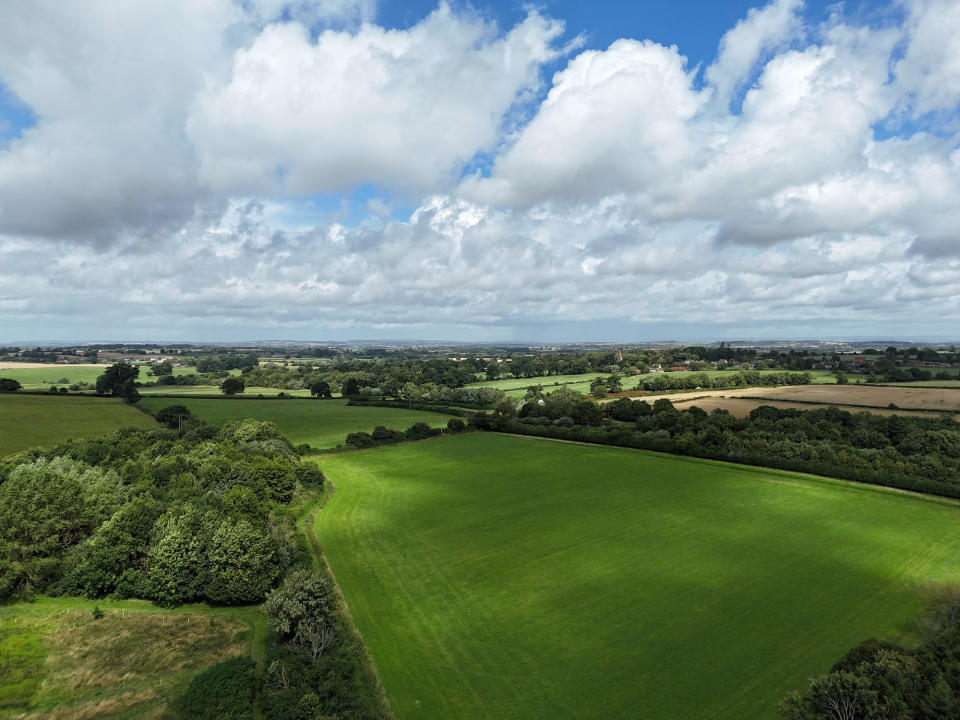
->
468, 369, 837, 397
315, 433, 960, 720
0, 394, 156, 456
0, 365, 106, 390
0, 596, 261, 719
138, 383, 310, 397
138, 397, 458, 449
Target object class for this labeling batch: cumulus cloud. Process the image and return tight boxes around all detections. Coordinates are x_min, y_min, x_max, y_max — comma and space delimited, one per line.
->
188, 3, 565, 196
1, 0, 959, 340
704, 0, 803, 112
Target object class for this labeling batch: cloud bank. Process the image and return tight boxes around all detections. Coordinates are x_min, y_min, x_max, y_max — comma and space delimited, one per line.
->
0, 0, 958, 340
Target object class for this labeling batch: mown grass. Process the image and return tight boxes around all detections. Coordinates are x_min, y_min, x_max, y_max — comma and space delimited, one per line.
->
0, 394, 156, 456
0, 597, 255, 720
315, 433, 960, 720
138, 397, 458, 449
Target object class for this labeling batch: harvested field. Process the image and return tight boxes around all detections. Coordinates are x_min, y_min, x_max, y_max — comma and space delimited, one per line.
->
672, 396, 960, 421
747, 384, 960, 412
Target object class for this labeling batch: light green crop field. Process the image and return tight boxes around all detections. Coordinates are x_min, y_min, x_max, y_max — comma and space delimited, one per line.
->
0, 394, 156, 456
138, 397, 458, 449
315, 433, 960, 720
0, 365, 105, 389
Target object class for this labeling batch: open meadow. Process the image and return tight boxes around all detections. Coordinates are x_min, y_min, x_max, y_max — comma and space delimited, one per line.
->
315, 433, 960, 720
467, 369, 837, 398
667, 395, 960, 421
0, 596, 258, 720
0, 364, 106, 390
0, 394, 156, 456
137, 396, 458, 449
745, 384, 960, 412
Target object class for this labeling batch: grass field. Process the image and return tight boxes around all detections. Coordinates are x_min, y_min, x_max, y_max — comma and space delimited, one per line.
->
0, 394, 156, 456
668, 396, 960, 421
0, 597, 257, 719
468, 370, 837, 398
315, 433, 960, 720
0, 364, 106, 390
138, 397, 458, 449
138, 384, 310, 398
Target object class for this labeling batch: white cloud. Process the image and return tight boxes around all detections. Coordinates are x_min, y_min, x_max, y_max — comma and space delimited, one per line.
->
1, 0, 960, 340
705, 0, 804, 112
188, 3, 565, 197
461, 39, 704, 207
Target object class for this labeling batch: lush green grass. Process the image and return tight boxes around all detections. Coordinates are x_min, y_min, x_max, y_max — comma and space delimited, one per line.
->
0, 365, 105, 390
138, 384, 310, 397
138, 397, 458, 449
0, 596, 260, 719
315, 433, 960, 720
0, 394, 156, 456
468, 369, 837, 397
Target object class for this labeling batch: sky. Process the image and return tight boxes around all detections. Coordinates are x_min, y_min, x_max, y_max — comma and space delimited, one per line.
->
0, 0, 959, 343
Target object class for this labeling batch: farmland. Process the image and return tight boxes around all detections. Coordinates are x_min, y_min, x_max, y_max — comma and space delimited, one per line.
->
467, 369, 837, 398
0, 394, 156, 456
137, 396, 458, 449
315, 433, 960, 720
0, 596, 255, 720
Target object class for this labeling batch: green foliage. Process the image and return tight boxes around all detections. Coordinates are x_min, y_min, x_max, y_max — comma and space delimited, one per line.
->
0, 457, 123, 600
95, 362, 140, 402
91, 606, 104, 620
0, 378, 22, 392
220, 377, 246, 395
155, 404, 192, 429
204, 519, 278, 604
263, 569, 334, 639
168, 656, 256, 720
782, 596, 960, 719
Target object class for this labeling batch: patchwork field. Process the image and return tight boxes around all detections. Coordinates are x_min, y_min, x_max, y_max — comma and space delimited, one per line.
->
0, 394, 156, 456
315, 433, 960, 720
669, 396, 960, 421
137, 396, 458, 449
138, 383, 310, 397
747, 384, 960, 412
468, 369, 837, 398
0, 597, 255, 720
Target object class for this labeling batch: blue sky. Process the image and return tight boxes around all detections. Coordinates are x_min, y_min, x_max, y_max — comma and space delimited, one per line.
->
0, 0, 958, 343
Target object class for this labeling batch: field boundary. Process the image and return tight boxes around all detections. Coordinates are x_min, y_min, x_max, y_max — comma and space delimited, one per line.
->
745, 395, 960, 414
296, 482, 396, 720
494, 431, 960, 509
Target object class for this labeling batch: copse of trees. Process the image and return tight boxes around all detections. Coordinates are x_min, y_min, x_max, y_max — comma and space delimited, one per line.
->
780, 592, 960, 719
0, 420, 324, 604
220, 377, 245, 395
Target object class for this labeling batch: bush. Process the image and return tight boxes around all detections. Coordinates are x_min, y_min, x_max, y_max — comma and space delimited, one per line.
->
344, 432, 376, 449
169, 656, 256, 719
447, 418, 466, 433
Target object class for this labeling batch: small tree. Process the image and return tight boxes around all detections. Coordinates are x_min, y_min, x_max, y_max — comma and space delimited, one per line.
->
263, 569, 334, 638
0, 378, 22, 392
220, 377, 245, 395
155, 405, 192, 429
309, 380, 331, 398
95, 362, 140, 401
341, 378, 360, 398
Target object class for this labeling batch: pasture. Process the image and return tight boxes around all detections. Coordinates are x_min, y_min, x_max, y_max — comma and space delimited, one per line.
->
316, 433, 960, 720
467, 369, 836, 398
137, 396, 458, 449
0, 394, 156, 456
0, 596, 255, 719
0, 364, 105, 390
